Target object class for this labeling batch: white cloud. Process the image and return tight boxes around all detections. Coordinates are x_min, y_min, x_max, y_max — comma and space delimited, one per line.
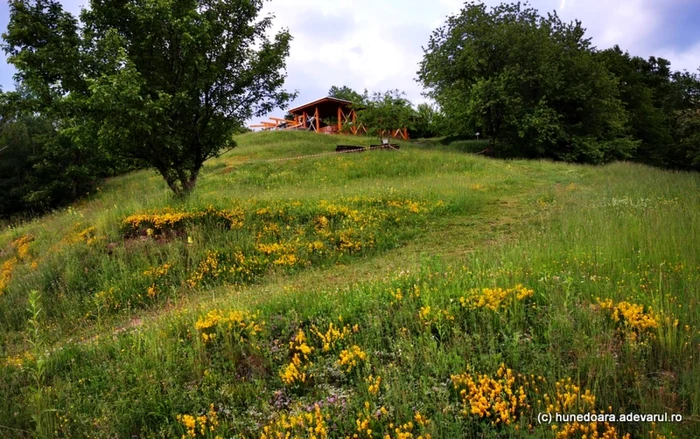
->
556, 0, 659, 52
1, 0, 697, 123
258, 0, 444, 116
658, 41, 700, 73
248, 0, 700, 125
262, 1, 659, 102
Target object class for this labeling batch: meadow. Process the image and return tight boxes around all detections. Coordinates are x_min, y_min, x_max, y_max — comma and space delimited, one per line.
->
0, 131, 698, 438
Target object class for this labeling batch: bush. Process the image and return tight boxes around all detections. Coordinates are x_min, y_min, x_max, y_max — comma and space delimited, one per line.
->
0, 109, 138, 219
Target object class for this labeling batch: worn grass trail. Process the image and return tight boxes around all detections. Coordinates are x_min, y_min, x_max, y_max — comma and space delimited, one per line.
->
0, 131, 698, 438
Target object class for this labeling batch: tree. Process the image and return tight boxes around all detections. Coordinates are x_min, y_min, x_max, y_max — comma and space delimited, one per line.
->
328, 85, 368, 105
411, 103, 445, 138
596, 47, 674, 167
597, 47, 700, 169
675, 108, 700, 168
669, 70, 700, 169
0, 92, 37, 216
418, 1, 636, 163
355, 90, 415, 142
3, 0, 296, 196
0, 89, 115, 217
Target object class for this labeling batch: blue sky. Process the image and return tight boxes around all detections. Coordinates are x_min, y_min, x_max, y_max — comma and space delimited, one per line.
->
2, 0, 699, 123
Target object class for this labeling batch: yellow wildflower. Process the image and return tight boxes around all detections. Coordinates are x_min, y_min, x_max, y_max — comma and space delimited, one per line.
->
338, 345, 367, 373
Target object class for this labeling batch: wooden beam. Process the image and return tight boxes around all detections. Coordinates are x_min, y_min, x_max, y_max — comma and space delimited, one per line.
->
314, 107, 320, 132
337, 106, 342, 133
351, 109, 357, 135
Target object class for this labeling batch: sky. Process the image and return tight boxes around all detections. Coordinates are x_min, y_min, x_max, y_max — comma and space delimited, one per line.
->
1, 0, 699, 124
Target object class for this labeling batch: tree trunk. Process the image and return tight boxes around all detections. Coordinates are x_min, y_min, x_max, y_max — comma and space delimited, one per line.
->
183, 174, 198, 194
165, 176, 183, 197
159, 164, 201, 198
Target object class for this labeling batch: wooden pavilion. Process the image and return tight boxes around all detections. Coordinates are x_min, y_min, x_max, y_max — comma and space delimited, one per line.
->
289, 97, 358, 134
250, 96, 409, 140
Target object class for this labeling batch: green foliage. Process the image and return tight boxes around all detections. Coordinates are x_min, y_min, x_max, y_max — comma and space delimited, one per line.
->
410, 103, 446, 139
0, 131, 698, 437
3, 0, 296, 197
675, 108, 700, 167
329, 86, 448, 140
327, 85, 368, 105
26, 290, 56, 439
667, 71, 700, 170
0, 106, 45, 216
1, 0, 85, 110
0, 88, 139, 219
355, 90, 414, 141
418, 1, 637, 163
0, 98, 111, 218
596, 47, 700, 170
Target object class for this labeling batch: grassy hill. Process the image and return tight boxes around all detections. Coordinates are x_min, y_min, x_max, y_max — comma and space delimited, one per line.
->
0, 131, 698, 438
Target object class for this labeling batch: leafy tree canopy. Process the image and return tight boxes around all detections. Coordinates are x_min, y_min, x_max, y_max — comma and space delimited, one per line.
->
596, 47, 700, 169
0, 87, 126, 218
411, 102, 446, 139
418, 1, 636, 163
596, 47, 676, 167
354, 90, 415, 141
328, 85, 368, 105
3, 0, 296, 196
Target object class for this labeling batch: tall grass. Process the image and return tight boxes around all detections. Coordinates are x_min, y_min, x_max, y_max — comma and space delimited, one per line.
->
0, 131, 698, 438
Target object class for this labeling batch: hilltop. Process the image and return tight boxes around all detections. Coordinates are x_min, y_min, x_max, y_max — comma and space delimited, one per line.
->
0, 131, 698, 438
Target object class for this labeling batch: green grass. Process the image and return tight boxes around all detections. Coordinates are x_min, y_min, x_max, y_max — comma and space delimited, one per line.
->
0, 131, 698, 438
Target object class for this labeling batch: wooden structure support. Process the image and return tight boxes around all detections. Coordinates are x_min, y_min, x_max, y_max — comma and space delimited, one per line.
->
250, 96, 408, 139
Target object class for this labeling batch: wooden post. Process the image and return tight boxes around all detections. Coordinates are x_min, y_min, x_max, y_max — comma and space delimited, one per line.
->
403, 127, 408, 140
314, 107, 320, 132
337, 106, 342, 133
351, 109, 357, 135
302, 112, 307, 128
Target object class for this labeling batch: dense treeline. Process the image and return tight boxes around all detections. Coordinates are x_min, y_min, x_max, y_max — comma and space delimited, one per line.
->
595, 47, 700, 169
0, 90, 140, 218
417, 2, 700, 168
331, 2, 699, 169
